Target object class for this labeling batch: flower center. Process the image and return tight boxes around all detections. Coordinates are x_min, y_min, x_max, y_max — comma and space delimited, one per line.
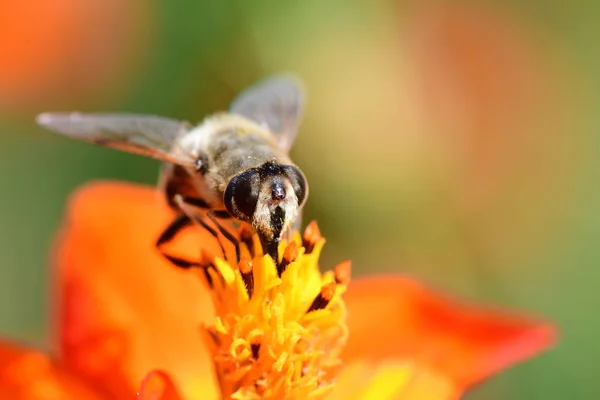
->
196, 222, 350, 399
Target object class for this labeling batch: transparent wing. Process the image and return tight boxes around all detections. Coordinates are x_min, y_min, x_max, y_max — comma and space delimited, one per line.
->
36, 112, 194, 166
229, 75, 305, 153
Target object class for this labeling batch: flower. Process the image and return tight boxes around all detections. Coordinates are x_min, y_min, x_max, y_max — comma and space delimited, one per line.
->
0, 182, 555, 399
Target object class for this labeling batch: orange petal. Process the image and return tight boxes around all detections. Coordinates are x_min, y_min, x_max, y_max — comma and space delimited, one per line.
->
342, 275, 556, 393
0, 340, 107, 399
330, 362, 459, 400
52, 181, 221, 399
138, 370, 182, 400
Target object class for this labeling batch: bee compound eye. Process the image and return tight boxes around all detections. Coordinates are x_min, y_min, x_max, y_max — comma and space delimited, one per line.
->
282, 166, 308, 207
224, 169, 261, 222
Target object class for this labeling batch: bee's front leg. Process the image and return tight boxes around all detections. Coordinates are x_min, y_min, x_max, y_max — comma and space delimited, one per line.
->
156, 195, 222, 268
206, 210, 240, 263
155, 213, 199, 268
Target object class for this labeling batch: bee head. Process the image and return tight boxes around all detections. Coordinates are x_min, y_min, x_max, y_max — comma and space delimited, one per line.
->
224, 161, 308, 246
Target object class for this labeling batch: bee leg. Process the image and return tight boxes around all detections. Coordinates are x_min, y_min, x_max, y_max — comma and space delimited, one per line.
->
190, 214, 230, 261
163, 195, 225, 268
156, 214, 201, 269
180, 196, 211, 209
206, 210, 241, 263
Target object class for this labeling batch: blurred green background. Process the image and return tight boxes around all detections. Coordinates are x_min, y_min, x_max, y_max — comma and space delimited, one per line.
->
0, 0, 598, 398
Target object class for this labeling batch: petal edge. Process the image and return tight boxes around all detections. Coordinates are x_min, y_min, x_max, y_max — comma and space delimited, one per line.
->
0, 340, 106, 399
342, 275, 556, 391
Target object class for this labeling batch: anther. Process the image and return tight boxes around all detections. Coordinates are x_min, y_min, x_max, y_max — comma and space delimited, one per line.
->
307, 282, 336, 313
248, 332, 263, 361
334, 260, 352, 285
239, 256, 254, 299
239, 224, 255, 257
250, 342, 261, 361
278, 241, 299, 277
302, 221, 322, 254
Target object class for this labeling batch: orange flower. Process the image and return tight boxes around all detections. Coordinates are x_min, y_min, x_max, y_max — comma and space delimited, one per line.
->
0, 182, 555, 399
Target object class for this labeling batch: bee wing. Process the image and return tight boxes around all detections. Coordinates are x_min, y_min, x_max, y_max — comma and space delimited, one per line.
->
36, 112, 195, 166
230, 75, 304, 153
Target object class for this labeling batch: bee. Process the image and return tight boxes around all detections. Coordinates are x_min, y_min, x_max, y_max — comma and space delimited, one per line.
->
36, 75, 308, 266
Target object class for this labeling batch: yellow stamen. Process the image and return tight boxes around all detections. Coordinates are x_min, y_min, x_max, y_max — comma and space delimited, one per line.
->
198, 221, 350, 399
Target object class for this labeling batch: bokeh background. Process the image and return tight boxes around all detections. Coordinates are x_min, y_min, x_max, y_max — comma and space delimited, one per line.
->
0, 1, 597, 398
